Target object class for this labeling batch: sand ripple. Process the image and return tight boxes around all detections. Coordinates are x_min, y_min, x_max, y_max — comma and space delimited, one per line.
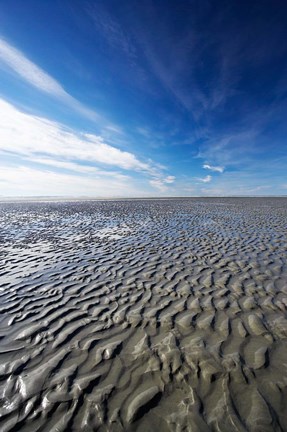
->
0, 198, 286, 431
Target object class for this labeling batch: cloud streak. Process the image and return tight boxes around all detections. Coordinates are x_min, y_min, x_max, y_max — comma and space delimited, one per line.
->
25, 157, 128, 178
149, 175, 175, 192
203, 164, 224, 173
0, 98, 175, 195
0, 98, 152, 172
0, 37, 99, 121
0, 166, 137, 197
197, 175, 212, 183
0, 38, 67, 96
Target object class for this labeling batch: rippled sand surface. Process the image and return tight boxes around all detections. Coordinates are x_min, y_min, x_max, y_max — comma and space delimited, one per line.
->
0, 198, 287, 431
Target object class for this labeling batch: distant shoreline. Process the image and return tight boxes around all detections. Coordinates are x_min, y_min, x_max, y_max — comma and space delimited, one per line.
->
0, 195, 286, 204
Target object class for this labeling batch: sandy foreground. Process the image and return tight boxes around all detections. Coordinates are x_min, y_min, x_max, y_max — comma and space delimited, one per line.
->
0, 197, 286, 431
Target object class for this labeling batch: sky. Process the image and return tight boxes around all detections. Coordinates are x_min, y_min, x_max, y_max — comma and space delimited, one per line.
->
0, 0, 286, 197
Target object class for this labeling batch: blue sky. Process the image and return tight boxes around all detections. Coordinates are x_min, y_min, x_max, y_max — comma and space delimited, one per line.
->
0, 0, 286, 197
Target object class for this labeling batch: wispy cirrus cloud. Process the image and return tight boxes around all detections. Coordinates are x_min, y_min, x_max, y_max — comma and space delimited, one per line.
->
0, 98, 175, 195
203, 164, 224, 173
0, 98, 151, 172
0, 37, 67, 96
25, 157, 128, 179
197, 128, 261, 167
0, 37, 99, 121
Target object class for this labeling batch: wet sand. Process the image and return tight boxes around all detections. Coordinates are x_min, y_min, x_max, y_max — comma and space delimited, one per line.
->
0, 197, 286, 431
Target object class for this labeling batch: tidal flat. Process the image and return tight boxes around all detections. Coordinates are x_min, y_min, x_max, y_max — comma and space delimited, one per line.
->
0, 198, 286, 431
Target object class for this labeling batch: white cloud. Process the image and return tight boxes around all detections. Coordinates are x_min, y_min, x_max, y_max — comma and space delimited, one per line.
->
0, 37, 99, 121
0, 98, 155, 173
0, 166, 138, 197
25, 157, 128, 179
26, 157, 97, 174
198, 175, 212, 183
149, 179, 167, 192
149, 175, 175, 192
203, 164, 224, 173
0, 98, 175, 197
165, 175, 176, 184
0, 38, 65, 96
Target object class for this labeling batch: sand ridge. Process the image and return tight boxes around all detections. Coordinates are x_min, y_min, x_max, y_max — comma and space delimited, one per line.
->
0, 198, 286, 431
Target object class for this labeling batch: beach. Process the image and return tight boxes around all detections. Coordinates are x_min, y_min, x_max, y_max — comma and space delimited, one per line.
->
0, 197, 286, 431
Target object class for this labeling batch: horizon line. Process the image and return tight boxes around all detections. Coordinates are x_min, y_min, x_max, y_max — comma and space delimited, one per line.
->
0, 195, 286, 203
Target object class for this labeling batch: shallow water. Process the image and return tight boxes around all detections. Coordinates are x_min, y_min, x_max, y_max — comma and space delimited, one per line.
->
0, 198, 287, 431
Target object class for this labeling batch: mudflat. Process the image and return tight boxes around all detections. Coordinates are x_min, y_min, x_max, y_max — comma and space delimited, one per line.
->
0, 197, 286, 431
